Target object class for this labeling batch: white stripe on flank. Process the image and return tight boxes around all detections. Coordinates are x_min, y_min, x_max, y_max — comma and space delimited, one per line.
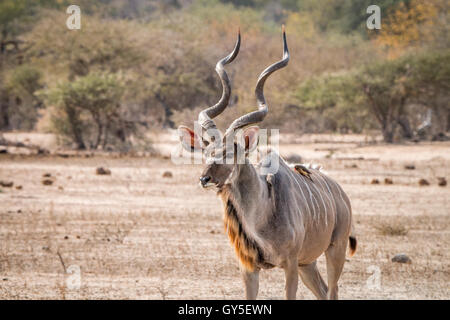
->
285, 165, 315, 219
337, 184, 350, 215
314, 173, 335, 214
291, 169, 319, 221
318, 173, 338, 215
299, 175, 318, 220
326, 175, 350, 215
308, 174, 329, 226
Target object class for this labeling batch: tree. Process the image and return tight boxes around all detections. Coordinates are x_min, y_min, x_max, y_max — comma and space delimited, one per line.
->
46, 73, 126, 150
357, 59, 411, 142
5, 65, 43, 130
359, 52, 450, 141
0, 0, 62, 132
295, 73, 370, 134
375, 0, 448, 57
295, 51, 450, 142
297, 0, 405, 35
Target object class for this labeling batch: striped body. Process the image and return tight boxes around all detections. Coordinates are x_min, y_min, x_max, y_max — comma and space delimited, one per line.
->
216, 153, 355, 272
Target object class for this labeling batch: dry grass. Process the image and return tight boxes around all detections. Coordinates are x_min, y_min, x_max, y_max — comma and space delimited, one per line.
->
0, 136, 449, 299
375, 223, 409, 236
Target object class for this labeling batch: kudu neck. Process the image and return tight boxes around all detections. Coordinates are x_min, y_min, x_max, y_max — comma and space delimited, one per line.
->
226, 162, 266, 214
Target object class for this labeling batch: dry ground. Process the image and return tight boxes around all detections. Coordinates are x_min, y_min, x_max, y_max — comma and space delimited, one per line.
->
0, 135, 449, 299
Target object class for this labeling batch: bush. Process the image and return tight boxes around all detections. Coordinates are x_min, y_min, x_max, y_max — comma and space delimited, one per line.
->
3, 65, 43, 130
294, 50, 450, 141
46, 73, 128, 150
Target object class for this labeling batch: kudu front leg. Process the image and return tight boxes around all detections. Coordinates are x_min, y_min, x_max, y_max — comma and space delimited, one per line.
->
242, 268, 260, 300
284, 260, 299, 300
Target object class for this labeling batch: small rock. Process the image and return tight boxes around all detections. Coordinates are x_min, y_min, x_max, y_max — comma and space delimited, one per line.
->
64, 236, 69, 240
41, 178, 54, 186
0, 180, 13, 187
404, 164, 415, 170
391, 253, 412, 264
96, 167, 111, 175
371, 179, 380, 185
15, 185, 22, 190
162, 171, 173, 178
42, 173, 52, 178
419, 179, 430, 186
2, 278, 7, 281
437, 177, 447, 187
384, 178, 393, 185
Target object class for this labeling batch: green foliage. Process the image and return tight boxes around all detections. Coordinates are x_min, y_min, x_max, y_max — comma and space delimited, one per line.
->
295, 73, 369, 133
0, 0, 63, 38
46, 73, 126, 149
296, 50, 450, 141
0, 0, 28, 28
219, 0, 410, 35
296, 76, 342, 110
408, 51, 450, 97
25, 12, 145, 78
57, 73, 123, 115
357, 51, 449, 122
298, 0, 408, 35
7, 65, 42, 97
2, 1, 448, 149
3, 65, 43, 130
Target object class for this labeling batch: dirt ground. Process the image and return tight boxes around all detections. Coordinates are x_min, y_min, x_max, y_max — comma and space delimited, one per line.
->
0, 135, 449, 299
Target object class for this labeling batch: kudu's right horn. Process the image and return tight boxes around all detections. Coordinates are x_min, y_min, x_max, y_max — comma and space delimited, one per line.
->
224, 25, 289, 136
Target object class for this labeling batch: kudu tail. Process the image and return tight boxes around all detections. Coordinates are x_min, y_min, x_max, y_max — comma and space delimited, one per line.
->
348, 236, 357, 257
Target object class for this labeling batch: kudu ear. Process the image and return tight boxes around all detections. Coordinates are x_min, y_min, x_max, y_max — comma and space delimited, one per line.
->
243, 126, 259, 153
178, 125, 203, 152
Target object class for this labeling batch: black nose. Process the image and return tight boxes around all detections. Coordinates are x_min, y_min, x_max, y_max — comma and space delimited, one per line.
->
200, 175, 211, 186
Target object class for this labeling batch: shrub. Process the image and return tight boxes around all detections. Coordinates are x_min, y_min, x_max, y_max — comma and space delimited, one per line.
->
46, 73, 127, 150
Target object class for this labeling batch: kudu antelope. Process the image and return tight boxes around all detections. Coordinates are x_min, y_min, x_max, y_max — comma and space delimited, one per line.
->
178, 27, 357, 300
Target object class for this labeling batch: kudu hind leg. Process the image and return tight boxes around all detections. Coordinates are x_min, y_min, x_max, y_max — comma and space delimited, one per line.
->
298, 262, 328, 300
242, 268, 260, 300
324, 241, 347, 300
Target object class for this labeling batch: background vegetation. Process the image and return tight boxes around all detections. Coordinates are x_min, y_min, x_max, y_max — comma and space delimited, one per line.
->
0, 0, 448, 149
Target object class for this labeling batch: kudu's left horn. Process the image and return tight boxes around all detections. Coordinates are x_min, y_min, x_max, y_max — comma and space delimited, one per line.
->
198, 29, 241, 137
